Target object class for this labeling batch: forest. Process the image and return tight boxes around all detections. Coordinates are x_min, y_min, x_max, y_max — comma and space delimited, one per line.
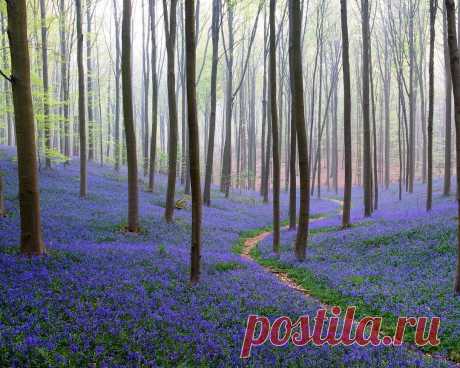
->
1, 0, 460, 366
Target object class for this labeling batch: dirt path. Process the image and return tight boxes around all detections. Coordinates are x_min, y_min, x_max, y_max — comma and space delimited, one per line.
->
241, 224, 329, 308
240, 199, 458, 366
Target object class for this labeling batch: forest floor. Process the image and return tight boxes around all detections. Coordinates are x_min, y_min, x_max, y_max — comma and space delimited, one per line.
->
0, 145, 458, 367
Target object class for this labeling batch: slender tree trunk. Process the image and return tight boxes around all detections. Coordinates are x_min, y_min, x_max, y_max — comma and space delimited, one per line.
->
76, 0, 87, 198
122, 0, 139, 233
427, 0, 437, 211
148, 0, 159, 192
87, 0, 95, 161
7, 0, 46, 255
163, 0, 179, 223
113, 0, 121, 171
185, 0, 202, 284
361, 0, 373, 217
142, 0, 150, 178
289, 97, 297, 230
289, 0, 310, 261
341, 0, 352, 228
270, 0, 280, 254
39, 0, 51, 169
221, 3, 234, 198
0, 15, 12, 148
59, 0, 70, 160
203, 0, 221, 206
444, 5, 453, 196
445, 0, 460, 295
408, 3, 416, 193
370, 47, 378, 210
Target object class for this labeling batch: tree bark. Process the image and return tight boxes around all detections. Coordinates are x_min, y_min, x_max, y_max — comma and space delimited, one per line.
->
203, 0, 221, 206
341, 0, 352, 228
148, 0, 159, 192
270, 0, 280, 253
76, 0, 87, 198
113, 0, 121, 171
185, 0, 202, 284
445, 0, 460, 295
59, 0, 70, 159
444, 4, 453, 196
361, 0, 373, 217
7, 0, 46, 255
163, 0, 179, 223
39, 0, 51, 169
121, 0, 139, 233
289, 0, 310, 261
427, 0, 437, 211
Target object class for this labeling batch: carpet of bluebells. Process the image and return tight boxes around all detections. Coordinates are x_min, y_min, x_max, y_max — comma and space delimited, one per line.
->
0, 145, 454, 367
259, 180, 460, 362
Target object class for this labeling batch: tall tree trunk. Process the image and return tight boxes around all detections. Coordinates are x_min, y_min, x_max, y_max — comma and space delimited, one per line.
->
361, 0, 373, 217
370, 46, 378, 210
203, 0, 221, 206
148, 0, 159, 192
7, 0, 46, 255
39, 0, 51, 169
59, 0, 70, 160
87, 0, 95, 161
0, 15, 12, 147
163, 0, 179, 223
427, 0, 438, 211
122, 0, 139, 233
445, 0, 460, 295
341, 0, 352, 228
185, 0, 202, 284
76, 0, 87, 198
384, 33, 391, 189
332, 71, 338, 194
444, 4, 453, 196
221, 3, 234, 198
270, 0, 280, 254
289, 96, 297, 230
408, 2, 416, 193
289, 0, 310, 261
113, 0, 121, 171
142, 0, 150, 178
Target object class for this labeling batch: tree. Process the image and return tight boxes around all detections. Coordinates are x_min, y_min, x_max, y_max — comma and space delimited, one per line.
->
39, 0, 51, 169
113, 0, 121, 171
87, 0, 95, 161
444, 2, 453, 196
361, 0, 373, 217
76, 0, 87, 198
341, 0, 352, 228
203, 0, 221, 206
445, 0, 460, 295
289, 89, 297, 230
185, 0, 202, 284
163, 0, 179, 223
289, 0, 310, 261
148, 0, 159, 192
270, 0, 280, 253
427, 0, 438, 211
121, 0, 139, 233
59, 0, 70, 159
7, 0, 46, 255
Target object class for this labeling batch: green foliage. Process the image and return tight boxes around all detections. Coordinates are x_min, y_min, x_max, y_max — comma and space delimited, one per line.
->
213, 261, 246, 272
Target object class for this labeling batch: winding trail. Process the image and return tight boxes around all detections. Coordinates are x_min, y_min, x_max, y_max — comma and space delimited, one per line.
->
241, 222, 329, 308
241, 197, 342, 305
239, 198, 459, 367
